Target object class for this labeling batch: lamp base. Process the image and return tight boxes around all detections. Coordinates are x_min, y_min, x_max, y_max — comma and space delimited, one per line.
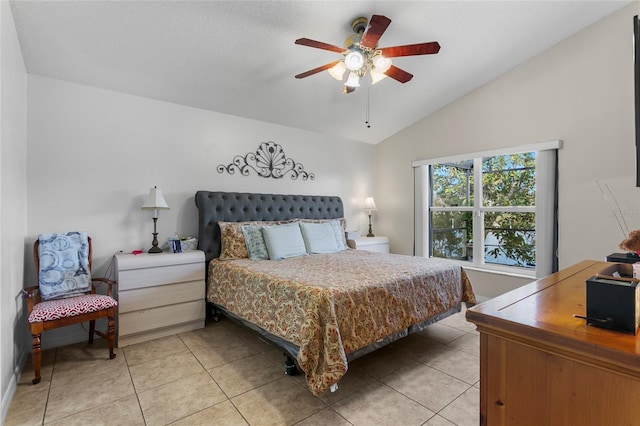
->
367, 215, 375, 237
148, 230, 162, 253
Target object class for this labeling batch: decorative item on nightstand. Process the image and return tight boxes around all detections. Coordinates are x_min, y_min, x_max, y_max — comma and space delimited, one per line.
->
363, 196, 377, 237
141, 186, 170, 253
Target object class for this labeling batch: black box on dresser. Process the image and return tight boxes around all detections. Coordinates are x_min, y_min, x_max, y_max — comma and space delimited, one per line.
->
586, 263, 640, 334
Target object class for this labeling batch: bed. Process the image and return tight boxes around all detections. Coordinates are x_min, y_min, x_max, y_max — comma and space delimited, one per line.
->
195, 191, 475, 396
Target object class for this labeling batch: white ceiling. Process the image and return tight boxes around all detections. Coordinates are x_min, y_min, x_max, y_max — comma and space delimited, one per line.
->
9, 0, 630, 144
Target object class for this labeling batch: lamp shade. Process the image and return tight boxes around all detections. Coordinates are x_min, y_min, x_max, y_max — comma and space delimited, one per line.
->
141, 186, 169, 211
372, 55, 392, 73
345, 71, 361, 88
344, 51, 365, 71
363, 197, 377, 211
370, 69, 387, 85
328, 61, 347, 80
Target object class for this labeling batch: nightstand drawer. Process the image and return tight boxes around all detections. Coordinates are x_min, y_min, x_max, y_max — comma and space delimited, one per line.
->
118, 262, 204, 291
118, 299, 205, 336
118, 280, 205, 313
353, 236, 390, 254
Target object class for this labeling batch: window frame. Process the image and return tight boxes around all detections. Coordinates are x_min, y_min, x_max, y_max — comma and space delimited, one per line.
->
413, 140, 561, 278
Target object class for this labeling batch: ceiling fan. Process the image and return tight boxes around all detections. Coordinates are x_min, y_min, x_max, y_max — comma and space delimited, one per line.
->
295, 15, 440, 94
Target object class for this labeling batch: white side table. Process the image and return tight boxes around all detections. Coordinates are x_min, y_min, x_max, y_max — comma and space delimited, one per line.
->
353, 236, 390, 254
115, 250, 206, 347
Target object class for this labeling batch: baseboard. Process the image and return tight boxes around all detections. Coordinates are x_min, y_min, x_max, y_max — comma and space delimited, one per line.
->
0, 374, 16, 425
0, 347, 27, 426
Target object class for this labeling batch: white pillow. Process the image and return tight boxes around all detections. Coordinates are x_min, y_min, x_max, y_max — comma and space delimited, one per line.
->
297, 218, 348, 250
262, 223, 307, 260
327, 220, 348, 250
300, 222, 340, 254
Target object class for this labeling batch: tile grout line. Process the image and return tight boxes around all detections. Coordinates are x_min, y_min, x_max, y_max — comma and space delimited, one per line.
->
40, 348, 57, 425
40, 346, 133, 425
170, 331, 256, 425
120, 346, 149, 425
204, 322, 344, 425
432, 383, 476, 426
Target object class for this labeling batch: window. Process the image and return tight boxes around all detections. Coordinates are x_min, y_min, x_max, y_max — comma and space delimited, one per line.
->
413, 140, 560, 278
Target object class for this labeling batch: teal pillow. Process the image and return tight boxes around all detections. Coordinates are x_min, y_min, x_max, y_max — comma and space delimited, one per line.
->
300, 222, 340, 254
241, 225, 269, 260
262, 223, 307, 260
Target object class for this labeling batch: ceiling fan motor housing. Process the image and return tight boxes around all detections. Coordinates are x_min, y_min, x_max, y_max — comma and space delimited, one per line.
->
351, 17, 368, 34
344, 16, 368, 48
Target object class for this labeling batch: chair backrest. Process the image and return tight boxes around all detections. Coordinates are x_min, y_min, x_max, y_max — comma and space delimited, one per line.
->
34, 232, 93, 301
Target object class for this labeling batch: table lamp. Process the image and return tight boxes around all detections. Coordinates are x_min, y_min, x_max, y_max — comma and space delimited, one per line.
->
141, 186, 170, 253
363, 197, 378, 237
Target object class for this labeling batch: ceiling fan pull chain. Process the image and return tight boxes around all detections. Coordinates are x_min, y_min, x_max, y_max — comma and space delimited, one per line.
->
366, 88, 371, 128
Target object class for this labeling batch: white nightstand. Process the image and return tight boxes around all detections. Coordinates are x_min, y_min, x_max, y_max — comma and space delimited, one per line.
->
352, 236, 390, 253
114, 250, 206, 347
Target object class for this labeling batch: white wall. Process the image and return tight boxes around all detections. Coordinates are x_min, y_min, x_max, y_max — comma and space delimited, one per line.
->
0, 1, 28, 422
25, 74, 376, 348
375, 2, 640, 297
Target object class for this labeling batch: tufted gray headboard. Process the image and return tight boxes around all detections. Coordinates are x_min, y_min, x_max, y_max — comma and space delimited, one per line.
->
195, 191, 344, 263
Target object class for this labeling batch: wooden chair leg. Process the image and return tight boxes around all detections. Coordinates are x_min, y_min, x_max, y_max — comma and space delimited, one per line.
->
31, 332, 42, 384
108, 315, 116, 359
88, 319, 96, 344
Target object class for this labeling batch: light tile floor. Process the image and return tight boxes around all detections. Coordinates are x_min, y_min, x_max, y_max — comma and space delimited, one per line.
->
6, 308, 479, 426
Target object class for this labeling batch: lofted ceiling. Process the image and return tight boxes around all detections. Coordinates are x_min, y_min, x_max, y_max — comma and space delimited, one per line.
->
9, 1, 630, 144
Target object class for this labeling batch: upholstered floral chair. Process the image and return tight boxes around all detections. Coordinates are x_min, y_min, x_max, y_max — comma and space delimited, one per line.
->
23, 232, 118, 384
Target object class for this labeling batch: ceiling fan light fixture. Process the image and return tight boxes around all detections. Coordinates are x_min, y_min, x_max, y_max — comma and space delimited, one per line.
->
345, 71, 360, 88
345, 50, 365, 71
372, 55, 392, 73
328, 61, 347, 80
370, 69, 387, 85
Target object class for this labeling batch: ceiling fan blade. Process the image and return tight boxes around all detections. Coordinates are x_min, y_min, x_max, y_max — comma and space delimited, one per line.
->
295, 38, 346, 54
379, 42, 441, 58
384, 65, 413, 83
295, 61, 342, 79
359, 15, 392, 49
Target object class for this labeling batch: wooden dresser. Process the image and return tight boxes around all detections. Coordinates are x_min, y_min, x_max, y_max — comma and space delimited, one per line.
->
115, 250, 206, 347
466, 260, 640, 426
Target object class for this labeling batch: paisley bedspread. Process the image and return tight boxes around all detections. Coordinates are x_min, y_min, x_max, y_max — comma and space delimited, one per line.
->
207, 249, 475, 396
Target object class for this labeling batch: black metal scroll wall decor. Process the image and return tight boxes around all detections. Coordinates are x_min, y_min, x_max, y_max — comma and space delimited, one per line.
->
217, 141, 315, 180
